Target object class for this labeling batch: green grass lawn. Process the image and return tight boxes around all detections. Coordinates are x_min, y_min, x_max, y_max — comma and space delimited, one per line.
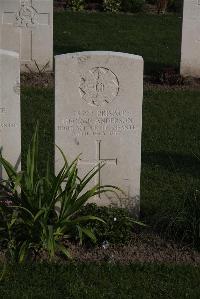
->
21, 87, 54, 172
142, 89, 200, 225
0, 263, 200, 298
13, 11, 200, 297
54, 11, 182, 74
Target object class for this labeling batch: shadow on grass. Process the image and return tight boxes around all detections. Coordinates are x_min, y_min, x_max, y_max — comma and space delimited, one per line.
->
142, 151, 200, 176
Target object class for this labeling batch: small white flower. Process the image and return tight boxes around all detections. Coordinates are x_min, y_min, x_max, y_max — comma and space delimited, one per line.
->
113, 217, 117, 222
102, 240, 109, 250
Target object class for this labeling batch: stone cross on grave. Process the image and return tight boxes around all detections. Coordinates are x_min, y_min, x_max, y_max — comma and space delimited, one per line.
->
2, 0, 50, 66
79, 140, 118, 197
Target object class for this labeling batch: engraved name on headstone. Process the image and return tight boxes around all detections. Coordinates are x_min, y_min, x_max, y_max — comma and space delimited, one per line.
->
1, 0, 53, 72
181, 0, 200, 77
55, 52, 143, 213
0, 49, 21, 178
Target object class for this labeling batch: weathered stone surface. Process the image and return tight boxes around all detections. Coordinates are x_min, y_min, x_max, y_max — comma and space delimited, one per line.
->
1, 0, 53, 72
55, 51, 143, 213
0, 49, 21, 178
181, 0, 200, 77
0, 2, 20, 53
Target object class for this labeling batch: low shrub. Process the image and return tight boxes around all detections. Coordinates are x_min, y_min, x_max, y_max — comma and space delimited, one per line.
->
122, 0, 145, 13
78, 203, 145, 245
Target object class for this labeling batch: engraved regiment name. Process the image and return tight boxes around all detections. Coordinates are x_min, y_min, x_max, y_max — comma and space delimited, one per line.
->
57, 109, 135, 136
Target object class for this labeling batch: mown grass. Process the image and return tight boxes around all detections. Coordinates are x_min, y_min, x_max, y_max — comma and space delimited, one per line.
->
0, 262, 200, 298
142, 89, 200, 226
54, 11, 182, 74
21, 87, 54, 173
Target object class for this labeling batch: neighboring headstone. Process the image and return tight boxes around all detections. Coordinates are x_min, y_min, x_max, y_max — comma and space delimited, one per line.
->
0, 49, 21, 178
0, 2, 20, 53
55, 51, 143, 214
181, 0, 200, 77
1, 0, 53, 72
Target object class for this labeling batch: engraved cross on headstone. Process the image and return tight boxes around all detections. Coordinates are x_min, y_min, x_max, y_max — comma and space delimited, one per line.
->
79, 140, 118, 197
2, 0, 50, 64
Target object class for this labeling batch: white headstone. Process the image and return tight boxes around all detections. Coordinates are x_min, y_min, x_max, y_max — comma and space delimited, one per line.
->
1, 0, 53, 72
55, 51, 143, 213
0, 49, 21, 178
0, 2, 20, 53
181, 0, 200, 77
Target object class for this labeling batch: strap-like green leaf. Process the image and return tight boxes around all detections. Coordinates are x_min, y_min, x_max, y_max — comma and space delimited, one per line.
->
80, 227, 97, 244
71, 215, 106, 224
0, 155, 18, 181
18, 241, 28, 263
56, 243, 72, 259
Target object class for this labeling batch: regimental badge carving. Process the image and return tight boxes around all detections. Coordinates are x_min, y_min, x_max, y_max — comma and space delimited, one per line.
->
79, 67, 119, 107
15, 0, 39, 27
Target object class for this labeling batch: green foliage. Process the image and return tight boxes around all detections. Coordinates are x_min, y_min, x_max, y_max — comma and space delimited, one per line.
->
0, 127, 120, 262
78, 203, 145, 244
103, 0, 121, 12
0, 262, 6, 282
70, 0, 85, 11
122, 0, 145, 13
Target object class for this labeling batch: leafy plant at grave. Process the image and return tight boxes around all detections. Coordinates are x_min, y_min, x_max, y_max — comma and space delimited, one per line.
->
0, 126, 121, 263
103, 0, 121, 13
70, 0, 86, 11
77, 203, 146, 244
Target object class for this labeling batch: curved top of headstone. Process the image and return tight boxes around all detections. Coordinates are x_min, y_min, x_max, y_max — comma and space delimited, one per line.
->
55, 51, 143, 62
0, 49, 19, 58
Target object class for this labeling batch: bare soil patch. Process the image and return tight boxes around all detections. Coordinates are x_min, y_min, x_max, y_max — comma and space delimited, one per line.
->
63, 232, 200, 265
21, 72, 54, 89
1, 231, 199, 265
